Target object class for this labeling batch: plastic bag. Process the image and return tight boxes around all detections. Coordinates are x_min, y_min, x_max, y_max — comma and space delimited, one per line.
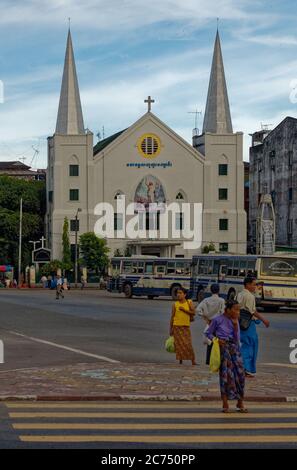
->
209, 337, 221, 372
165, 336, 175, 353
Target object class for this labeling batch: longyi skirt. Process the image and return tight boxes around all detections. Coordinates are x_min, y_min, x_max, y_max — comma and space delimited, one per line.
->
219, 340, 245, 400
172, 326, 195, 361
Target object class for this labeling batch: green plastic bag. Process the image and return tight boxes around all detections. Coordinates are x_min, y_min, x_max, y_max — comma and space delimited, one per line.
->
165, 336, 175, 353
209, 337, 221, 373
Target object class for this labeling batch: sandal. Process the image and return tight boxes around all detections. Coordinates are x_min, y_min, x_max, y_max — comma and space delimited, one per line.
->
236, 407, 248, 413
222, 408, 230, 413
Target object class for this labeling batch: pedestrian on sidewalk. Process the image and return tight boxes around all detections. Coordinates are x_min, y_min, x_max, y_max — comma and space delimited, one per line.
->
206, 300, 247, 413
55, 275, 64, 300
41, 275, 47, 288
169, 287, 196, 366
237, 276, 270, 378
197, 283, 225, 365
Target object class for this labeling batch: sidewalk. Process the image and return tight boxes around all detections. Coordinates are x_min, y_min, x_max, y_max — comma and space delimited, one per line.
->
0, 362, 296, 402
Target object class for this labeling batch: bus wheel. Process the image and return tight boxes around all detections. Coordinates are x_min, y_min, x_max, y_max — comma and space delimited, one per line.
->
123, 284, 133, 298
197, 288, 205, 303
147, 295, 154, 300
227, 289, 236, 301
171, 284, 181, 300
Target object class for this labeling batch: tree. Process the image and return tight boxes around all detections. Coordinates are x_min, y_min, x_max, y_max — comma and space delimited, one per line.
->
79, 233, 110, 274
0, 176, 46, 268
40, 260, 63, 276
62, 217, 72, 271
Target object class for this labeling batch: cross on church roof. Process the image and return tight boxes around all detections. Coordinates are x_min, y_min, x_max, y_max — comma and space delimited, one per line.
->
144, 96, 155, 112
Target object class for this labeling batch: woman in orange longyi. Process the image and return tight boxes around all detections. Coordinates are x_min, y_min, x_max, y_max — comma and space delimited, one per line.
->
169, 288, 196, 365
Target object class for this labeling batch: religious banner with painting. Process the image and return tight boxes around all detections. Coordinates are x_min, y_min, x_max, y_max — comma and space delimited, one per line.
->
134, 175, 166, 212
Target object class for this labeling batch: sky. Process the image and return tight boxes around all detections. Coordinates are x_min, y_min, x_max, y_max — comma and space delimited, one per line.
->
1, 0, 297, 168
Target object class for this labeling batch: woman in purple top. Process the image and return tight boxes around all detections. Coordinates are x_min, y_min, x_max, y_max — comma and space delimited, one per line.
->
207, 300, 247, 413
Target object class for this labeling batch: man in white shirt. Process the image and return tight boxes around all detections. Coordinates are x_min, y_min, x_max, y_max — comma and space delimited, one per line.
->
197, 283, 225, 364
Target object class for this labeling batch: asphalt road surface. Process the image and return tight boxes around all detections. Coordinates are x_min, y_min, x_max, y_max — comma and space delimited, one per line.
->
0, 289, 296, 369
0, 401, 297, 449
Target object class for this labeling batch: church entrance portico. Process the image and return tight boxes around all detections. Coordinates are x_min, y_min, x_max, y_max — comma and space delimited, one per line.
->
127, 240, 182, 258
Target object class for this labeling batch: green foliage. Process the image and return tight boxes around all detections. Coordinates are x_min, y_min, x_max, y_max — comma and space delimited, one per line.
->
40, 259, 63, 276
114, 249, 123, 257
79, 232, 110, 274
124, 246, 132, 257
62, 217, 72, 270
0, 176, 46, 267
202, 242, 216, 254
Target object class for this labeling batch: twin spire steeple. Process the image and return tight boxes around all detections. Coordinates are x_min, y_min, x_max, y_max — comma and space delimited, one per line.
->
55, 28, 232, 137
202, 30, 233, 134
55, 29, 85, 135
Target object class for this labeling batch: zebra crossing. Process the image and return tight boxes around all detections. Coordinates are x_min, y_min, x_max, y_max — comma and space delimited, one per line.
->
4, 401, 297, 447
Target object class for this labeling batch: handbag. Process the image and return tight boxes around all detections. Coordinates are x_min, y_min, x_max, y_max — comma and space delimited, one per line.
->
209, 337, 220, 373
165, 336, 175, 353
239, 308, 253, 331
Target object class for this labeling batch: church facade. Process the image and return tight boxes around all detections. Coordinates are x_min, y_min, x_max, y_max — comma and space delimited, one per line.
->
46, 30, 247, 260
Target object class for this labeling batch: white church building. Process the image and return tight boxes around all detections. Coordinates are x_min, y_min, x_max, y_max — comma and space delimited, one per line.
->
46, 29, 247, 260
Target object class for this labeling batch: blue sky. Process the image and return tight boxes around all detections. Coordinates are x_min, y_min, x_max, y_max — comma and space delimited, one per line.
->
1, 0, 297, 167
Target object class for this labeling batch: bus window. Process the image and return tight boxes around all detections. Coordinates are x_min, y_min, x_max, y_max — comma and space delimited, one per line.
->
155, 265, 166, 276
138, 262, 144, 274
208, 260, 214, 275
247, 260, 256, 275
176, 262, 186, 275
184, 263, 191, 275
227, 260, 233, 276
123, 261, 133, 273
132, 262, 138, 274
167, 262, 176, 275
232, 260, 239, 277
192, 261, 198, 277
145, 262, 154, 274
198, 259, 208, 275
239, 260, 247, 277
213, 260, 220, 275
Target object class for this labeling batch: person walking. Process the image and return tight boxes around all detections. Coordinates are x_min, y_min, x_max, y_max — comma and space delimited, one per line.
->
197, 283, 225, 365
169, 288, 196, 366
81, 276, 87, 290
41, 275, 47, 288
206, 300, 247, 413
237, 276, 270, 377
55, 275, 64, 300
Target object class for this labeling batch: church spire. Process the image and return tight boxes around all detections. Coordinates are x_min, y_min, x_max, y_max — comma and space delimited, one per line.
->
55, 29, 85, 135
202, 30, 233, 134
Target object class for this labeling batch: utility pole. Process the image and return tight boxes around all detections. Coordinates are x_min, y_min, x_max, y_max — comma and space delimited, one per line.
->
18, 198, 23, 287
74, 208, 82, 288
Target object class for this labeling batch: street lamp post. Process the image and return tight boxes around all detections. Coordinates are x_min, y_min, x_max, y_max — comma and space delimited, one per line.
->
74, 208, 82, 288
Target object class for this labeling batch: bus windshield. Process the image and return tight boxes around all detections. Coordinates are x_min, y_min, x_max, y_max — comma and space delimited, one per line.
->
260, 257, 297, 278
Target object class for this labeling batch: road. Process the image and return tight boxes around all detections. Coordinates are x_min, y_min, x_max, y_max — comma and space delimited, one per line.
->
0, 290, 296, 449
0, 289, 296, 369
0, 401, 297, 449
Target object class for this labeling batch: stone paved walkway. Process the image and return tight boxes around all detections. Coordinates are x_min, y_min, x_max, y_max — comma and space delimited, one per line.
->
0, 362, 296, 401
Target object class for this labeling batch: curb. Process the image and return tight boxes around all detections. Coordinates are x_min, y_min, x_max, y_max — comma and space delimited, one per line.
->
0, 395, 296, 402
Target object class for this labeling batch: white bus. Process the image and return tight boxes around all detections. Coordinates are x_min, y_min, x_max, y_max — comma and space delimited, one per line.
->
107, 256, 191, 299
191, 254, 297, 310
